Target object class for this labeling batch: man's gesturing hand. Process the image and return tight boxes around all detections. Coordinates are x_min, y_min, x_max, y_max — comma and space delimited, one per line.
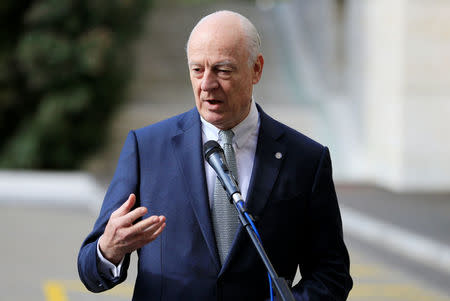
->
98, 193, 166, 265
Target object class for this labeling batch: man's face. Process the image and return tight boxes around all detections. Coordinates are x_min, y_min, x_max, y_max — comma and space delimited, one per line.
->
187, 19, 263, 130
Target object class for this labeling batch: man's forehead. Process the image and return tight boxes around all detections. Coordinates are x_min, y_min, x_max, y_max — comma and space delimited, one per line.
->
188, 33, 246, 63
189, 31, 242, 50
188, 37, 245, 63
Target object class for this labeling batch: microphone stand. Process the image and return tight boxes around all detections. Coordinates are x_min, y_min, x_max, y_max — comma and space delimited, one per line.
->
231, 194, 296, 301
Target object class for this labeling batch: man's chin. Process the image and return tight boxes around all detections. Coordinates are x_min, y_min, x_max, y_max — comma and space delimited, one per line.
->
201, 111, 230, 129
204, 114, 224, 125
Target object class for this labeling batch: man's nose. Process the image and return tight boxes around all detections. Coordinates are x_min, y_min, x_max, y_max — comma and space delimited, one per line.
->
201, 70, 219, 91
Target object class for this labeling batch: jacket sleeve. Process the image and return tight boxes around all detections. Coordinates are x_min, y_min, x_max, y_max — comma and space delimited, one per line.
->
77, 130, 140, 292
291, 147, 353, 300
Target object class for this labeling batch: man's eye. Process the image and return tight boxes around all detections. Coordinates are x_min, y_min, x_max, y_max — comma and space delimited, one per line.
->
218, 69, 231, 74
191, 67, 202, 73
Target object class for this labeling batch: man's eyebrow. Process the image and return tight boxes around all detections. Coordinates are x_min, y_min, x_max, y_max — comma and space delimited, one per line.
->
188, 60, 237, 68
214, 60, 236, 68
214, 60, 235, 66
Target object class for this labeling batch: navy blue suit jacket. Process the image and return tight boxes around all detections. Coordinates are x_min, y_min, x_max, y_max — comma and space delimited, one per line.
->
78, 105, 352, 300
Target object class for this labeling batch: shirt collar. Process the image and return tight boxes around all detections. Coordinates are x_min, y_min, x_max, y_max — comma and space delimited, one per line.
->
201, 99, 259, 149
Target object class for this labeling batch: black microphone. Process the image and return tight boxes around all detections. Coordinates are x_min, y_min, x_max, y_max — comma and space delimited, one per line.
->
203, 140, 242, 204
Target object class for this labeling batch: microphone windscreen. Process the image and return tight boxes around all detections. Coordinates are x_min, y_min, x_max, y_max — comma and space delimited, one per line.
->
203, 140, 223, 160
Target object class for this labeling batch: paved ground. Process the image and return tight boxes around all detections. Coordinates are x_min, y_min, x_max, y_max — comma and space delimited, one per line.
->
347, 234, 450, 301
1, 189, 449, 301
2, 1, 449, 300
338, 185, 450, 247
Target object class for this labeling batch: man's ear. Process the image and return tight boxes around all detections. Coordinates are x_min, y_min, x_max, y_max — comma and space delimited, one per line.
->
252, 54, 264, 84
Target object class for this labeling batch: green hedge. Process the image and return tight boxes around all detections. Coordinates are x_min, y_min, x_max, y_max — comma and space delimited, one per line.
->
0, 0, 151, 169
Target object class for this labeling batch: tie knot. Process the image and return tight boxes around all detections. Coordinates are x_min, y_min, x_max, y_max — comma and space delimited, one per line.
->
219, 130, 234, 145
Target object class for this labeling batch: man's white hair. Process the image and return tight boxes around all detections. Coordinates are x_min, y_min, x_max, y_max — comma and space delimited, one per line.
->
186, 10, 262, 66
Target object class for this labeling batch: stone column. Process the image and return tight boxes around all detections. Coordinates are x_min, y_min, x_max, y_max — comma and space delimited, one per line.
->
346, 0, 450, 191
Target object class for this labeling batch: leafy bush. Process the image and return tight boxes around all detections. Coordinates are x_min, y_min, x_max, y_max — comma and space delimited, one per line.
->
0, 0, 151, 169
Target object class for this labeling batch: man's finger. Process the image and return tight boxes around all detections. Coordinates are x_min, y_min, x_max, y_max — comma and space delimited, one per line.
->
112, 194, 136, 217
135, 219, 166, 246
132, 215, 165, 233
141, 216, 166, 241
147, 221, 166, 240
125, 221, 166, 253
120, 206, 148, 225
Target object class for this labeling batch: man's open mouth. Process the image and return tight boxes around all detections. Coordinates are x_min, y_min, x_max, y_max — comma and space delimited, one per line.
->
205, 99, 222, 104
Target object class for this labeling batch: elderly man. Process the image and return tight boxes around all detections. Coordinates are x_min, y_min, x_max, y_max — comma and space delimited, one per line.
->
78, 10, 352, 300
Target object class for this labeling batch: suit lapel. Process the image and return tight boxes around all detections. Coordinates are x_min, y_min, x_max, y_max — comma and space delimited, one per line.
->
246, 108, 286, 217
220, 106, 286, 274
171, 109, 221, 272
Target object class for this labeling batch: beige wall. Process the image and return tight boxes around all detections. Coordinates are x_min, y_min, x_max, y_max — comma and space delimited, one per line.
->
347, 0, 450, 191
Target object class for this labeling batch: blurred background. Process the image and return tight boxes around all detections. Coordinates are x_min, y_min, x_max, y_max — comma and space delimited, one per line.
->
1, 0, 449, 300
